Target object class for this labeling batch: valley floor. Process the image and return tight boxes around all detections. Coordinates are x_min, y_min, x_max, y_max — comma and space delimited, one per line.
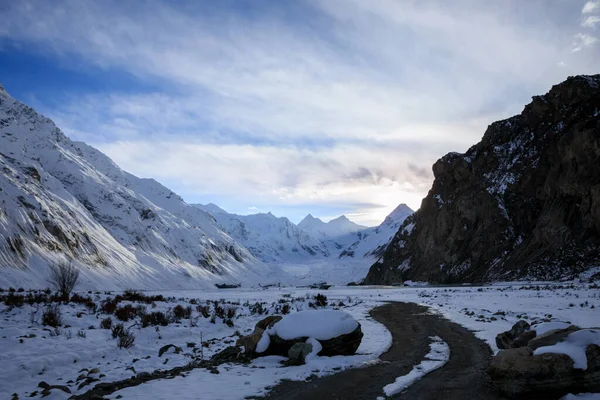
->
1, 282, 599, 399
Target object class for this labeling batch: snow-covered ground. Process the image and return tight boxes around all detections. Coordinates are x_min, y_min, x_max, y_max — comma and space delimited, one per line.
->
1, 282, 598, 399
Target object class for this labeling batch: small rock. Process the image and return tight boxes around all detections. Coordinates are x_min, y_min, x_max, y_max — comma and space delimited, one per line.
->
158, 344, 183, 357
287, 342, 313, 366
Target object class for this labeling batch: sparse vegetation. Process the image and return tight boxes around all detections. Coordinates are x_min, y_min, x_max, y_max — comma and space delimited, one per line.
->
111, 323, 125, 339
314, 293, 328, 307
141, 311, 170, 327
48, 260, 80, 299
197, 305, 211, 318
173, 305, 192, 320
42, 304, 62, 327
117, 328, 135, 349
100, 317, 113, 329
4, 293, 25, 307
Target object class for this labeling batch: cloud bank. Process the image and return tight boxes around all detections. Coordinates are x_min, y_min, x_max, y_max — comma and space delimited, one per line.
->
1, 0, 598, 225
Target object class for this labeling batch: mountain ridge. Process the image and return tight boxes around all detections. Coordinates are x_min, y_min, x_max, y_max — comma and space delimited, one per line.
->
0, 84, 278, 289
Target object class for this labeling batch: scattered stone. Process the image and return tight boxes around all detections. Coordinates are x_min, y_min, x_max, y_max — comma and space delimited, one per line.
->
158, 344, 183, 357
495, 320, 531, 349
287, 342, 314, 365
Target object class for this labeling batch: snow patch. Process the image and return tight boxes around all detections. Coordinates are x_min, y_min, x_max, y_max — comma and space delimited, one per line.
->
268, 310, 359, 341
534, 329, 600, 369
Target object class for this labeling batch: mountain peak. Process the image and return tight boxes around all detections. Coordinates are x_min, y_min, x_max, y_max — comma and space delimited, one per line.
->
0, 83, 7, 96
388, 203, 413, 218
331, 215, 349, 222
299, 214, 324, 225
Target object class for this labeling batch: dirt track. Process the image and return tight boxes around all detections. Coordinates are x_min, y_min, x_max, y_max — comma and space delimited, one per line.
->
259, 302, 506, 400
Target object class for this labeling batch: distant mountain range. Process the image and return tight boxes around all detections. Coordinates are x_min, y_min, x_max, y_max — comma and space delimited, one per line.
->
298, 214, 367, 239
0, 82, 414, 289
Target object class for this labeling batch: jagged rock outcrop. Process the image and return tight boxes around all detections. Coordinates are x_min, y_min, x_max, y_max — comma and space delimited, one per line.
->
365, 75, 600, 284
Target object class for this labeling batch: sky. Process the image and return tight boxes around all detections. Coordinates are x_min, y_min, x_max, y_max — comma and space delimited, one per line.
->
1, 0, 599, 226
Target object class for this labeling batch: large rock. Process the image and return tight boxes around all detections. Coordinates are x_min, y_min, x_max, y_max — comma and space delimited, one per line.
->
364, 75, 600, 284
489, 337, 600, 397
266, 324, 363, 357
528, 325, 580, 350
237, 316, 283, 354
496, 320, 531, 349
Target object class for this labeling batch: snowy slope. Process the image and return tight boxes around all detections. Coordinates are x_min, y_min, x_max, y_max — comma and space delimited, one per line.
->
193, 205, 330, 262
340, 203, 413, 259
0, 84, 278, 289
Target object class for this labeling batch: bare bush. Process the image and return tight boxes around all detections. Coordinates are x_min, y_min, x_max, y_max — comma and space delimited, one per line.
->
100, 317, 113, 329
172, 305, 192, 320
42, 304, 62, 327
48, 261, 80, 298
141, 311, 170, 327
117, 328, 135, 349
196, 305, 211, 318
111, 323, 125, 339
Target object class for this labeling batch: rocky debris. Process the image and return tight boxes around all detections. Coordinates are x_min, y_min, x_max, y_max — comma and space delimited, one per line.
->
489, 324, 600, 397
365, 74, 600, 285
496, 320, 531, 349
73, 347, 254, 399
210, 346, 253, 364
37, 381, 71, 396
287, 342, 314, 366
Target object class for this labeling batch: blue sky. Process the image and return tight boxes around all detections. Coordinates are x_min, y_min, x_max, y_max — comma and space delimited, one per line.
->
1, 0, 599, 226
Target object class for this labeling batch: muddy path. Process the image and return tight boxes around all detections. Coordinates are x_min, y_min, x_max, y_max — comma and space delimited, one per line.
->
259, 302, 506, 400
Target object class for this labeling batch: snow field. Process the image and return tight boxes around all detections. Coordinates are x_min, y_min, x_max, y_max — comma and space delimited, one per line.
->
1, 281, 598, 399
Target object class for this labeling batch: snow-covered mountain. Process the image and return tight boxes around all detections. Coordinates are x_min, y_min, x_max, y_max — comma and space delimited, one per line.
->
340, 204, 413, 259
298, 214, 367, 242
193, 205, 330, 262
0, 83, 278, 289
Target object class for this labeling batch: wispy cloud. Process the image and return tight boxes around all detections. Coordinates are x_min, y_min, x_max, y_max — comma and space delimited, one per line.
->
583, 1, 600, 14
1, 0, 598, 225
582, 15, 600, 28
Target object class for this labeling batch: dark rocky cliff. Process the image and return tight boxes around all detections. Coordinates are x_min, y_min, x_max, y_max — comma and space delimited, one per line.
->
364, 75, 600, 284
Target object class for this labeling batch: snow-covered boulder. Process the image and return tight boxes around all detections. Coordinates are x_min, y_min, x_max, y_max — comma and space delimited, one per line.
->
489, 326, 600, 397
255, 310, 363, 360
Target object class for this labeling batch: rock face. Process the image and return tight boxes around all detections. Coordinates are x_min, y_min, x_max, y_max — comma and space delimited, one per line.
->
365, 75, 600, 284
